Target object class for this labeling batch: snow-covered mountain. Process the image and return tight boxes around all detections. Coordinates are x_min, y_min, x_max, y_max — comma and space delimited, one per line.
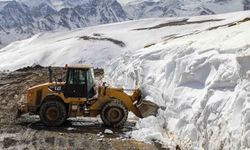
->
0, 0, 127, 48
18, 0, 90, 10
125, 0, 250, 19
1, 0, 250, 48
1, 10, 250, 150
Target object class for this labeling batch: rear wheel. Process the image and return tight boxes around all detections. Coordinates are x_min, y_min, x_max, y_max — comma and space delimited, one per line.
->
101, 100, 128, 128
39, 100, 67, 127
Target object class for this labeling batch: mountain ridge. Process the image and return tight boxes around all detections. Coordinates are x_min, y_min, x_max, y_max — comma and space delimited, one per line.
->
0, 0, 250, 48
0, 0, 127, 48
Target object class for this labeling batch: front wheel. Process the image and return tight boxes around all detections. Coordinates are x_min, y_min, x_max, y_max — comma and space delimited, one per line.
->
101, 100, 128, 128
39, 100, 67, 127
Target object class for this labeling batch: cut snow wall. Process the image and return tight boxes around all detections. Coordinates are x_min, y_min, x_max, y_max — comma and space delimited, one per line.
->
106, 17, 250, 149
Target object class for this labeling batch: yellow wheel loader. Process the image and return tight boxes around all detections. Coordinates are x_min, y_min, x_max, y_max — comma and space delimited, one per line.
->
18, 64, 158, 127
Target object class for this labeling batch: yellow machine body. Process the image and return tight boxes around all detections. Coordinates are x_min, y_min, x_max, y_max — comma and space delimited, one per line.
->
20, 82, 143, 118
19, 65, 159, 127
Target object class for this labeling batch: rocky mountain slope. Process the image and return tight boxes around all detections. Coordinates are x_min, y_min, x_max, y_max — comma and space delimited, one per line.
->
124, 0, 250, 19
0, 0, 127, 48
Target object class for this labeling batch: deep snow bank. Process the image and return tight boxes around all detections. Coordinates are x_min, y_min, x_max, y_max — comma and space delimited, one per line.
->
107, 12, 250, 149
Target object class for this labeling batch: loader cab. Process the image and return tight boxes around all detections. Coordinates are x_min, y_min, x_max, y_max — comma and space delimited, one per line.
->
63, 65, 96, 98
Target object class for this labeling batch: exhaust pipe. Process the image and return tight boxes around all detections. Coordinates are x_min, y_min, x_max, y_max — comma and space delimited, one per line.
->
48, 66, 52, 83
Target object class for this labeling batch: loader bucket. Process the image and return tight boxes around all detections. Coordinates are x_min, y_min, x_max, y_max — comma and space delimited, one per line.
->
137, 100, 159, 118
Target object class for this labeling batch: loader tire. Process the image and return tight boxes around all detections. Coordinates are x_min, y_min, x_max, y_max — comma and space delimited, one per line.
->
101, 100, 128, 128
39, 100, 67, 127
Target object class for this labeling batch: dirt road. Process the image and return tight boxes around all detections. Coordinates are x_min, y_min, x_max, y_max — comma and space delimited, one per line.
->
0, 66, 164, 150
0, 116, 159, 150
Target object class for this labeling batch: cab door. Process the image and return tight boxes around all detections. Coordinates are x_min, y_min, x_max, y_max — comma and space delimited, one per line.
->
63, 68, 88, 98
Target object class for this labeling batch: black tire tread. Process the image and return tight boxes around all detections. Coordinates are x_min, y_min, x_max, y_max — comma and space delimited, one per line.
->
101, 100, 128, 128
39, 100, 67, 127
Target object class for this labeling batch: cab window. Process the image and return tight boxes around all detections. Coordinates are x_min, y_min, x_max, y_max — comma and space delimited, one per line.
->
67, 69, 86, 85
